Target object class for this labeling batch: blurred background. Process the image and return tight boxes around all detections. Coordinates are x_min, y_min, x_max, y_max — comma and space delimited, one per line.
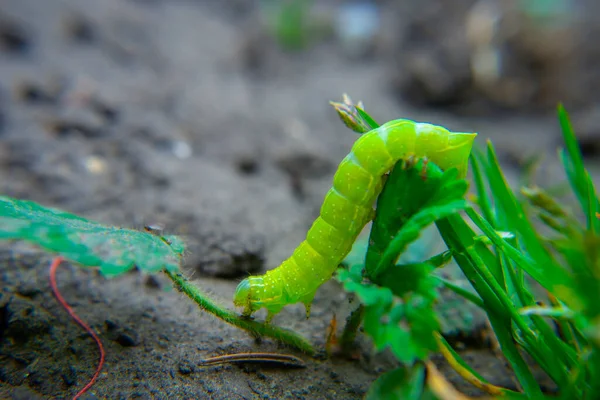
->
0, 1, 596, 397
2, 0, 600, 279
1, 0, 599, 280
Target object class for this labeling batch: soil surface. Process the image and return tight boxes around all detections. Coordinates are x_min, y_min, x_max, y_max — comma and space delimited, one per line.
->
0, 0, 597, 399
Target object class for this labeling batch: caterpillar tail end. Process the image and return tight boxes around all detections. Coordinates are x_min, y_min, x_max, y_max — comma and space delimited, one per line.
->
447, 132, 477, 178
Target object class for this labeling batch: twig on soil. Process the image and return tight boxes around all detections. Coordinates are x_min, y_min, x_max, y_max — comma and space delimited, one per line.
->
49, 257, 105, 400
198, 352, 306, 368
164, 270, 317, 356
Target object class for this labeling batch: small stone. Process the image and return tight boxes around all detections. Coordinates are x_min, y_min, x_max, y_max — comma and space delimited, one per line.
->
235, 156, 260, 175
105, 319, 118, 331
0, 19, 31, 55
171, 140, 192, 159
84, 155, 107, 175
15, 282, 41, 298
9, 386, 45, 400
145, 275, 161, 289
115, 328, 140, 347
61, 365, 78, 387
178, 361, 194, 375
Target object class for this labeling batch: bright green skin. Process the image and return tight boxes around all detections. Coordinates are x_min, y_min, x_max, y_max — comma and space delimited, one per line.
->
234, 119, 477, 321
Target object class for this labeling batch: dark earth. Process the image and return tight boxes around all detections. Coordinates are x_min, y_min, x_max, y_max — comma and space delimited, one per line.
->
1, 0, 599, 399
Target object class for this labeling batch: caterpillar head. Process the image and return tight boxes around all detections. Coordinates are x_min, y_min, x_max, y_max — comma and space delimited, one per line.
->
233, 277, 255, 311
234, 275, 288, 321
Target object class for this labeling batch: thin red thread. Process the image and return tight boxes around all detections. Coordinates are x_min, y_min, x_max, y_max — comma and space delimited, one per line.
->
49, 257, 105, 400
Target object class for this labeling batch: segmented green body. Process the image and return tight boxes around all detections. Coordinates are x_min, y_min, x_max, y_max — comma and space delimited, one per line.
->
234, 119, 476, 320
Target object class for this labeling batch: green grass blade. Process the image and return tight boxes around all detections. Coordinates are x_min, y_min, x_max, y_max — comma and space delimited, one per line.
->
466, 207, 570, 292
557, 104, 600, 233
435, 214, 506, 314
356, 108, 380, 131
470, 150, 496, 225
488, 314, 543, 398
434, 276, 485, 309
483, 143, 566, 291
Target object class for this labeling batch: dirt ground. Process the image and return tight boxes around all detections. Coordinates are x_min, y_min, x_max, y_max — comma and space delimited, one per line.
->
0, 0, 597, 399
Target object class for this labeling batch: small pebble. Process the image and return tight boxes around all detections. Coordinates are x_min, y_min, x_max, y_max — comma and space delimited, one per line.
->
84, 155, 107, 175
178, 361, 195, 375
171, 140, 192, 159
116, 328, 140, 347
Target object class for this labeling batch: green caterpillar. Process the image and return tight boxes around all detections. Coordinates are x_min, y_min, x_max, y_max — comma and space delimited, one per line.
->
234, 119, 477, 321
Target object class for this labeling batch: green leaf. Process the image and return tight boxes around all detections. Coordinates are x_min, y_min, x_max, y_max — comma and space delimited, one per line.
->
0, 196, 184, 277
338, 266, 439, 363
365, 364, 425, 400
366, 160, 468, 280
376, 262, 438, 301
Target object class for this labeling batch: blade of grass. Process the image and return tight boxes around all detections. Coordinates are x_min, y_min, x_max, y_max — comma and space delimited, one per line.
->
488, 314, 543, 397
483, 143, 567, 291
466, 206, 570, 294
557, 104, 600, 233
436, 215, 505, 315
436, 213, 552, 395
467, 208, 576, 385
433, 276, 485, 310
470, 151, 496, 226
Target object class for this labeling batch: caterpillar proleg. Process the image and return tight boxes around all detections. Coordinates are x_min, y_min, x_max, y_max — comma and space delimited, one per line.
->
234, 119, 477, 321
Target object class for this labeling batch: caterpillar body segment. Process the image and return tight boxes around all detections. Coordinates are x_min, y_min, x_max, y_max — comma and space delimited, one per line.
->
233, 119, 477, 321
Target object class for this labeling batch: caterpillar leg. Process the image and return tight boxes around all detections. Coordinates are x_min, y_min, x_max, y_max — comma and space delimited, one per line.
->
420, 157, 430, 180
300, 292, 316, 319
265, 305, 285, 324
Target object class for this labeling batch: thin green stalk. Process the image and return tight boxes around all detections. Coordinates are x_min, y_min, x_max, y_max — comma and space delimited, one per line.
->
502, 253, 577, 386
340, 304, 364, 353
436, 215, 543, 394
435, 217, 505, 315
488, 314, 544, 397
433, 276, 485, 309
462, 245, 536, 340
470, 151, 496, 226
467, 208, 577, 368
165, 270, 316, 355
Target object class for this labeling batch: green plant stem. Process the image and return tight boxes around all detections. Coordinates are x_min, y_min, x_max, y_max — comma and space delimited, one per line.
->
165, 270, 316, 355
435, 215, 543, 395
340, 304, 364, 354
